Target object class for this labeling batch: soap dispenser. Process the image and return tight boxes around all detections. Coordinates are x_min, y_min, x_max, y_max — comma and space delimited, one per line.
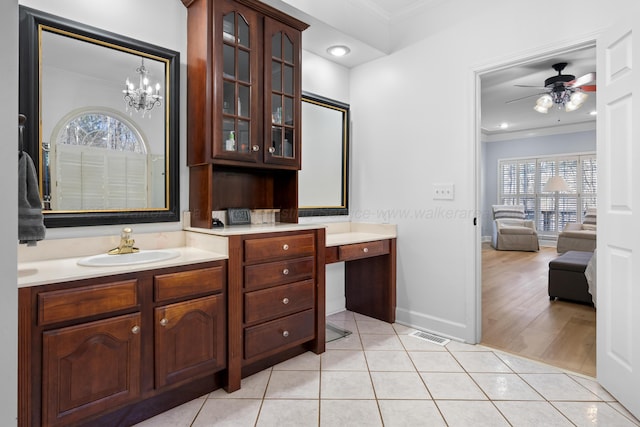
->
225, 131, 236, 151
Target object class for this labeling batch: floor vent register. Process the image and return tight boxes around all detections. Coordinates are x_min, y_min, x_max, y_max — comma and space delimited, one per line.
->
409, 330, 450, 346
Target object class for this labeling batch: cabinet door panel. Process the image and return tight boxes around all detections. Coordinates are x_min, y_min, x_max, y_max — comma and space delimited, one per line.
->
263, 17, 301, 168
155, 294, 226, 388
42, 313, 141, 427
213, 1, 261, 162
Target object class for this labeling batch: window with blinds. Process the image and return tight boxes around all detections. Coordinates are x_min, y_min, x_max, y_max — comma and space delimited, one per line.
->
498, 153, 596, 237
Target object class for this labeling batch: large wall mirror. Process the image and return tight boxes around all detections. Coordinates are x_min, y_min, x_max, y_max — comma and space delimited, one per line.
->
19, 6, 179, 227
299, 92, 349, 216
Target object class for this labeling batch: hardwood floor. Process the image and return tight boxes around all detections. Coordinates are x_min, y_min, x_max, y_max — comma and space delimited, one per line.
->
481, 243, 596, 377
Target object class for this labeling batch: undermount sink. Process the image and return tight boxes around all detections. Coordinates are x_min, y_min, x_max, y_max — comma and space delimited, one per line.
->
77, 249, 180, 267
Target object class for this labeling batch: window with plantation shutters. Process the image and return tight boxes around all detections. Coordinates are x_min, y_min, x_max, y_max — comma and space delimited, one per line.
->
50, 111, 149, 210
498, 153, 596, 237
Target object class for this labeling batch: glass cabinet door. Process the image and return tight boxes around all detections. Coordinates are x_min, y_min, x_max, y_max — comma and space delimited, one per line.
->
264, 17, 301, 168
215, 4, 259, 162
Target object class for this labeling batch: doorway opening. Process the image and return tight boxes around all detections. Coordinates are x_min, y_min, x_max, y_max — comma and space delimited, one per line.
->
476, 43, 597, 377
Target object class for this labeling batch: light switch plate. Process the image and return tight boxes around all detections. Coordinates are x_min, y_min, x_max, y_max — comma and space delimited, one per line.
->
433, 183, 455, 200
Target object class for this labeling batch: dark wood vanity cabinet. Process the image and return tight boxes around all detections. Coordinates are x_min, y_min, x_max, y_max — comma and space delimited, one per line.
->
226, 229, 325, 391
182, 0, 308, 228
19, 261, 227, 427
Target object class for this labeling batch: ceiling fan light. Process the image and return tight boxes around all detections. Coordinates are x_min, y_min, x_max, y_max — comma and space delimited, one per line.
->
534, 104, 549, 114
570, 91, 588, 106
536, 94, 553, 109
566, 101, 585, 112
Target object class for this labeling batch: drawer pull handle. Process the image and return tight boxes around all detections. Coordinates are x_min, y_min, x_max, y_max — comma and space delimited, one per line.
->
283, 268, 290, 275
282, 297, 290, 305
283, 244, 289, 251
363, 247, 369, 253
282, 330, 290, 338
160, 318, 169, 327
131, 325, 141, 334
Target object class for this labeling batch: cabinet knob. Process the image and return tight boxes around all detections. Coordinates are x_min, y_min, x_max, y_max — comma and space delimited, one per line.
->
363, 247, 369, 253
131, 325, 140, 334
160, 318, 169, 327
282, 297, 290, 305
268, 146, 276, 154
282, 244, 289, 251
282, 330, 289, 338
283, 268, 289, 275
252, 145, 260, 152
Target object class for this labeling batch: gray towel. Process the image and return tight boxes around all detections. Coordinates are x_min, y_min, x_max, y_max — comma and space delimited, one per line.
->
18, 151, 46, 245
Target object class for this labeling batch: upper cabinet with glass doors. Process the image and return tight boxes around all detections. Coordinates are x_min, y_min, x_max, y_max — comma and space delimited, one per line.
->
183, 0, 307, 170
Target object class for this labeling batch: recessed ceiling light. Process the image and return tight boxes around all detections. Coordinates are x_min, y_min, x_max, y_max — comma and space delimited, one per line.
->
499, 122, 509, 129
589, 110, 597, 116
327, 45, 351, 57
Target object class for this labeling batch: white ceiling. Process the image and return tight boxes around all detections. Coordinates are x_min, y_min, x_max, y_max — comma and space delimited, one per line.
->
480, 46, 597, 140
265, 0, 597, 139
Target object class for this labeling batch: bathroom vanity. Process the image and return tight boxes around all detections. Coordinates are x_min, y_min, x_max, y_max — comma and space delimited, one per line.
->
17, 222, 395, 426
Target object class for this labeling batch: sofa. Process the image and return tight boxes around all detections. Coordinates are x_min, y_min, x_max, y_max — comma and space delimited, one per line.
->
556, 207, 596, 253
491, 205, 539, 252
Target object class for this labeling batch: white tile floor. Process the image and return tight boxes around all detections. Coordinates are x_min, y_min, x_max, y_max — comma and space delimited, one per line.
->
135, 311, 640, 427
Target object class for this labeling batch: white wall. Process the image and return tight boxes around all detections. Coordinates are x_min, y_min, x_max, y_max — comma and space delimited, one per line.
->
482, 130, 596, 236
349, 0, 632, 342
19, 0, 188, 239
0, 1, 18, 423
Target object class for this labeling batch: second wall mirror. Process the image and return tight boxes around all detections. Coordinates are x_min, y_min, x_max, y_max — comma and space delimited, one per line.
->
299, 92, 349, 217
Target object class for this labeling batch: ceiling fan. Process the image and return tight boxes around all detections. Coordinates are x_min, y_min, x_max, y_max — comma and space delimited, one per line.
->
508, 62, 596, 113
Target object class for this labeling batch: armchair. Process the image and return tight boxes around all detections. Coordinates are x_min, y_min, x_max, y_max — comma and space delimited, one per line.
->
491, 205, 539, 252
556, 208, 596, 253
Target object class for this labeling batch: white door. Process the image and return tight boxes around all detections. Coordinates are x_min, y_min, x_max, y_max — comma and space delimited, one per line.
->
596, 17, 640, 419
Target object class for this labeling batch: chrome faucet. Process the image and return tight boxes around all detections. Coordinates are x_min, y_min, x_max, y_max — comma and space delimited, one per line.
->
108, 227, 140, 255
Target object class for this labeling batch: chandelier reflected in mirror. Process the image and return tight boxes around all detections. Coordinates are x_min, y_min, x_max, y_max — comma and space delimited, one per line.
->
122, 58, 162, 117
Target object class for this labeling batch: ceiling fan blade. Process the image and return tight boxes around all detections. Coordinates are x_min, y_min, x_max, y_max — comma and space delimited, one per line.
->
568, 72, 596, 88
505, 92, 546, 104
580, 85, 597, 92
514, 84, 546, 89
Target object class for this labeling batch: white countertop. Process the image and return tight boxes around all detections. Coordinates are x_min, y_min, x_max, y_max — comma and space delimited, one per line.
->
324, 222, 397, 247
18, 246, 227, 288
17, 222, 397, 288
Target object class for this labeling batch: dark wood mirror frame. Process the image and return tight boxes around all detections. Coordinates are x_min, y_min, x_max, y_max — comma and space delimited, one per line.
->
19, 6, 180, 227
299, 92, 349, 217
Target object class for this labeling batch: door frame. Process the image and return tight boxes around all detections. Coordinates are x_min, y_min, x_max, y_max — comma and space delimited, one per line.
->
472, 35, 599, 344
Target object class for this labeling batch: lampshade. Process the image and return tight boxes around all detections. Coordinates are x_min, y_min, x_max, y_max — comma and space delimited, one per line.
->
543, 175, 570, 192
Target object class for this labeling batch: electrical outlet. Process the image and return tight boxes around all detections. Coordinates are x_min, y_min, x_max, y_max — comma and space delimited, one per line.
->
433, 183, 455, 200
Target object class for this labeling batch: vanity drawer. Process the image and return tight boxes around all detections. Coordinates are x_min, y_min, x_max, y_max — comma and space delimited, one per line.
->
38, 280, 138, 325
244, 233, 315, 263
339, 240, 389, 261
244, 257, 314, 290
154, 265, 225, 302
244, 309, 315, 360
244, 279, 314, 324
